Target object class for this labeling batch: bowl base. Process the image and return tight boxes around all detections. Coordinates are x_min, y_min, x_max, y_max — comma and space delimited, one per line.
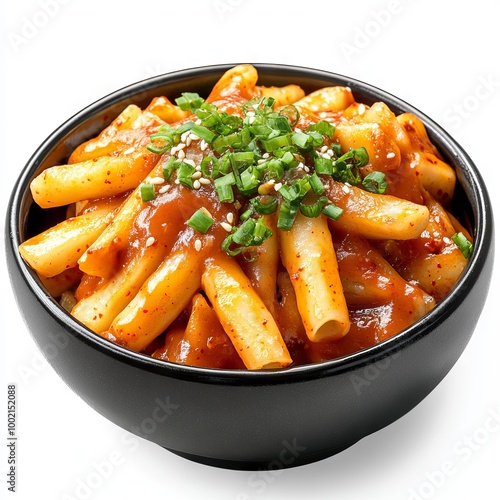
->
165, 440, 358, 470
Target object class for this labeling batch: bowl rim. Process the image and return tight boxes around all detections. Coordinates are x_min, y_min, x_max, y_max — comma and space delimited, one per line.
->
6, 62, 494, 385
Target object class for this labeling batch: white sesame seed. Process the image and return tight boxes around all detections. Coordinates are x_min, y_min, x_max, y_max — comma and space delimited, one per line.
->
221, 221, 233, 232
304, 166, 310, 173
297, 162, 304, 170
257, 159, 266, 165
177, 150, 186, 159
342, 184, 350, 194
345, 86, 352, 93
262, 152, 270, 159
170, 146, 178, 155
174, 179, 180, 185
193, 179, 201, 189
145, 236, 155, 247
195, 164, 202, 171
200, 140, 208, 151
322, 153, 332, 160
194, 239, 202, 251
246, 111, 255, 117
320, 145, 328, 153
195, 118, 202, 125
327, 149, 334, 156
184, 158, 196, 167
189, 133, 200, 141
123, 146, 135, 155
226, 213, 234, 224
186, 137, 192, 147
199, 177, 211, 185
386, 152, 396, 159
181, 131, 190, 143
177, 142, 186, 150
150, 176, 165, 184
274, 182, 283, 191
191, 171, 202, 180
248, 115, 256, 125
158, 184, 171, 194
358, 104, 366, 115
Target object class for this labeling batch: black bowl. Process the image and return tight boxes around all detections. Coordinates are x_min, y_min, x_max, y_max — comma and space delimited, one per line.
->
5, 63, 495, 470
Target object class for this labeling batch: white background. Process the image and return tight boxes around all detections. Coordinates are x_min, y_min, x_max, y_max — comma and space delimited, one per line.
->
1, 1, 499, 499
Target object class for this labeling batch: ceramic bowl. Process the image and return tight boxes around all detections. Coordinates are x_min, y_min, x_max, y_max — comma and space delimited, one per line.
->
5, 63, 494, 470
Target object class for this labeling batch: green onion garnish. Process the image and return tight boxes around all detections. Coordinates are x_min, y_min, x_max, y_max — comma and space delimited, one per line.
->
362, 171, 388, 194
222, 217, 273, 256
452, 232, 473, 259
277, 201, 299, 230
214, 173, 236, 203
300, 196, 330, 218
162, 156, 178, 180
140, 183, 156, 202
144, 91, 377, 257
177, 162, 196, 188
187, 208, 214, 234
175, 92, 205, 112
250, 196, 279, 215
306, 120, 336, 139
322, 203, 343, 221
190, 124, 217, 144
309, 173, 326, 195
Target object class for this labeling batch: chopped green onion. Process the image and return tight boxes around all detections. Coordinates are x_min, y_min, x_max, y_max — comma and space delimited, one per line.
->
362, 171, 388, 194
190, 124, 217, 144
212, 132, 243, 153
300, 196, 330, 218
262, 134, 292, 152
239, 167, 262, 195
162, 156, 178, 180
251, 195, 278, 215
277, 201, 298, 230
140, 183, 156, 202
308, 173, 326, 195
336, 147, 369, 168
146, 92, 366, 256
147, 124, 177, 154
222, 217, 273, 256
291, 131, 312, 149
214, 173, 236, 202
200, 155, 219, 178
307, 131, 324, 148
177, 162, 196, 188
175, 92, 205, 112
452, 232, 473, 259
306, 120, 336, 139
322, 203, 343, 221
186, 208, 214, 234
331, 143, 342, 156
268, 115, 292, 134
314, 156, 333, 175
279, 105, 300, 127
